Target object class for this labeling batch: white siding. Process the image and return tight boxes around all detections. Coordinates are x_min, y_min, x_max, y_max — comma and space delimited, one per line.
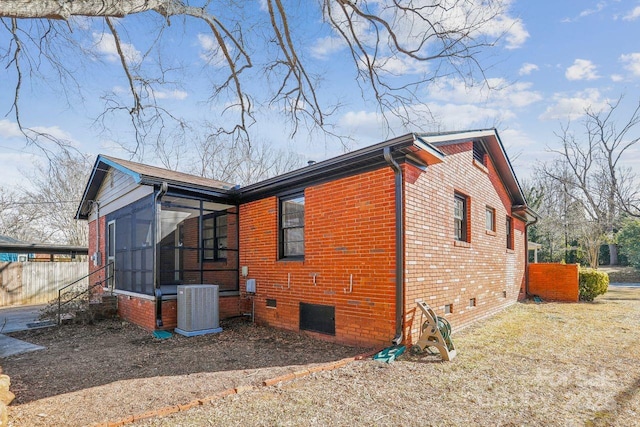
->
89, 169, 153, 220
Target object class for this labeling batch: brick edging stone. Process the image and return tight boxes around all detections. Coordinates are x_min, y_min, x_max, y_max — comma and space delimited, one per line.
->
91, 349, 380, 427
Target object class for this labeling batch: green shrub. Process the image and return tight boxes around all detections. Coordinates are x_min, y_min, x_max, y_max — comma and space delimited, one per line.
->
617, 219, 640, 269
579, 268, 609, 302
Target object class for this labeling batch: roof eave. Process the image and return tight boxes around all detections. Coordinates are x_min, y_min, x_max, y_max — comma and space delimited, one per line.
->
238, 133, 447, 200
512, 205, 538, 223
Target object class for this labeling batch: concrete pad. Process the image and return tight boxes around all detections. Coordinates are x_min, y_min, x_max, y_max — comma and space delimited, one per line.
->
0, 304, 48, 334
0, 334, 45, 358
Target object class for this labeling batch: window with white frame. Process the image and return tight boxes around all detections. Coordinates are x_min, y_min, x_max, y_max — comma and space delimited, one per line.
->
454, 193, 469, 242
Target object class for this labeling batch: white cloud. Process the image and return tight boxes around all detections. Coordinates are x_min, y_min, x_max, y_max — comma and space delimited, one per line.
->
337, 110, 401, 145
539, 88, 608, 121
197, 33, 230, 67
0, 151, 39, 189
92, 32, 141, 65
611, 74, 624, 82
0, 119, 74, 144
499, 128, 536, 149
336, 103, 510, 143
373, 55, 431, 75
29, 125, 74, 142
474, 15, 529, 50
623, 6, 640, 21
501, 17, 530, 49
620, 53, 640, 76
519, 63, 539, 76
0, 119, 23, 138
339, 110, 386, 131
310, 36, 346, 60
427, 77, 542, 108
579, 2, 606, 18
427, 103, 513, 129
153, 90, 188, 100
565, 59, 599, 81
563, 2, 607, 22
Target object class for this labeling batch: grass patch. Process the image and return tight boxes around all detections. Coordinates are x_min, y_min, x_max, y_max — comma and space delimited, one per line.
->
134, 287, 640, 427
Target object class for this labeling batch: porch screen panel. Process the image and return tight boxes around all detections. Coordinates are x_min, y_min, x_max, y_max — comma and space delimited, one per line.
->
159, 196, 239, 294
108, 195, 155, 296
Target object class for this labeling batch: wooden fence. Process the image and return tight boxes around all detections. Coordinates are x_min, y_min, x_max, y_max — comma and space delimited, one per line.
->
0, 262, 88, 307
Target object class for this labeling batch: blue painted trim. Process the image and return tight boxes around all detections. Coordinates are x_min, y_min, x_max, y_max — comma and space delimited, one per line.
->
97, 155, 142, 184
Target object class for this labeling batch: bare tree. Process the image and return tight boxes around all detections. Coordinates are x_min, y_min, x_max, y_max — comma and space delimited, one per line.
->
1, 0, 518, 153
577, 220, 605, 269
0, 151, 93, 245
540, 96, 640, 266
191, 134, 305, 186
524, 170, 583, 263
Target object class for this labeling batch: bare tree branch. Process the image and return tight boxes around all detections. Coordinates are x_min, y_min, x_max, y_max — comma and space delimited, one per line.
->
2, 0, 516, 151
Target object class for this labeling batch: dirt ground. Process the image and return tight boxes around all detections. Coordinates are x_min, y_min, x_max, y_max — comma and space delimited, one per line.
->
4, 286, 640, 426
134, 286, 640, 427
3, 318, 370, 427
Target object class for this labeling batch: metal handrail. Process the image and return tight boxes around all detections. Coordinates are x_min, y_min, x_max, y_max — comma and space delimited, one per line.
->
57, 262, 114, 325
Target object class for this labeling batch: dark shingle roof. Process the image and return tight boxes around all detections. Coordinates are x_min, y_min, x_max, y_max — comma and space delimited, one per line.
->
100, 155, 235, 190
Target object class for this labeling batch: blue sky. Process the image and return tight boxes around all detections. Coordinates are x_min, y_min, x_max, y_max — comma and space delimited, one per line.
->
1, 0, 639, 190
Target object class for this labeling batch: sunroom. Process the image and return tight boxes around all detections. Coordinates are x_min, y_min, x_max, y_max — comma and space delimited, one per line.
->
76, 155, 239, 329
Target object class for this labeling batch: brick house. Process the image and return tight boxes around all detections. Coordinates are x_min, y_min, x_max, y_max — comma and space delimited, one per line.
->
76, 129, 536, 347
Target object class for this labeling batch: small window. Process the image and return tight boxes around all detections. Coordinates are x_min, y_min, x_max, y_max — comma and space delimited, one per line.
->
485, 207, 496, 232
469, 298, 476, 307
202, 213, 227, 261
444, 304, 453, 314
266, 298, 277, 308
454, 193, 469, 242
280, 194, 305, 258
503, 290, 507, 298
473, 141, 487, 166
506, 216, 514, 250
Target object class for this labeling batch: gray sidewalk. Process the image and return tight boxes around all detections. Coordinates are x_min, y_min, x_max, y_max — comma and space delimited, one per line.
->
0, 304, 49, 358
610, 282, 640, 287
0, 304, 49, 334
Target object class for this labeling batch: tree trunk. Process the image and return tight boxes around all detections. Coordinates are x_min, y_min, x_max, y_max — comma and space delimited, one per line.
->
609, 243, 619, 266
0, 1, 166, 20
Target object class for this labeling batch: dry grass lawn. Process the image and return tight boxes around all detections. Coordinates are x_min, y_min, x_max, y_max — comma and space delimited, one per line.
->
4, 286, 640, 426
136, 286, 640, 427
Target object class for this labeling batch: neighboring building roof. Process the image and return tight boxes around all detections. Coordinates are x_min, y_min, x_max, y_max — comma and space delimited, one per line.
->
0, 242, 88, 255
76, 129, 536, 221
0, 235, 22, 262
0, 235, 87, 257
0, 235, 24, 244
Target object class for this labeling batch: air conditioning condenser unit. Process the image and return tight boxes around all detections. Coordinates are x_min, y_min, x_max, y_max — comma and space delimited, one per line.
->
175, 284, 223, 337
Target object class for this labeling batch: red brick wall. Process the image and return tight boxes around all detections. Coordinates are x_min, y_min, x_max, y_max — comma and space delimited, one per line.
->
403, 142, 527, 344
528, 263, 579, 302
239, 168, 397, 347
87, 216, 106, 298
116, 297, 179, 330
180, 208, 238, 291
117, 294, 240, 331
